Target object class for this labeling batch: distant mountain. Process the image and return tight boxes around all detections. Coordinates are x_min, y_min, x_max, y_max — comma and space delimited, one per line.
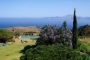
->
45, 15, 90, 20
44, 14, 90, 25
62, 14, 73, 18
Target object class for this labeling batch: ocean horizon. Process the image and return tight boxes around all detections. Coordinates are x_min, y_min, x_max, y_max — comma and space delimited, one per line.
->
0, 17, 90, 28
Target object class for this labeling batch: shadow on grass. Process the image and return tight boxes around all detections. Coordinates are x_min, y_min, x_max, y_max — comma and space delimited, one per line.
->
86, 52, 90, 56
20, 44, 37, 54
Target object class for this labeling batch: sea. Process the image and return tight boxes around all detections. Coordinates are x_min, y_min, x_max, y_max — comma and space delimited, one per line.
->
0, 18, 90, 28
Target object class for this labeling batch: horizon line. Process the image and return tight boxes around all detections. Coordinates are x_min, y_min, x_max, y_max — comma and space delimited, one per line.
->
0, 14, 90, 18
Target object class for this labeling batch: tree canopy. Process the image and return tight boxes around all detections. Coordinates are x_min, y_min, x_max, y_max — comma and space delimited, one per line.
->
0, 29, 14, 43
78, 24, 90, 36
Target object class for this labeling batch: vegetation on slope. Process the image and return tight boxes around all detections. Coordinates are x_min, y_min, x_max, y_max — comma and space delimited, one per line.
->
0, 29, 14, 43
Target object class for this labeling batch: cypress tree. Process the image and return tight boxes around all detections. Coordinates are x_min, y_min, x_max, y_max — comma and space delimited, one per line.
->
72, 8, 78, 49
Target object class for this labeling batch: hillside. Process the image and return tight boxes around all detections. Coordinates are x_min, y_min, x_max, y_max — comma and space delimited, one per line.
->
6, 26, 41, 35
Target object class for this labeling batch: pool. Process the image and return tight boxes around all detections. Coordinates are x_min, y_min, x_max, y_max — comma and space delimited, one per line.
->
0, 43, 7, 46
21, 36, 40, 40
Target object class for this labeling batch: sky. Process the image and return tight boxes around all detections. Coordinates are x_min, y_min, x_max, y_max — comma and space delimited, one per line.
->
0, 0, 90, 18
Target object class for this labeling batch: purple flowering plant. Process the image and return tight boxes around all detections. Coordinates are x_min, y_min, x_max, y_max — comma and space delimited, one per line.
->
37, 21, 73, 47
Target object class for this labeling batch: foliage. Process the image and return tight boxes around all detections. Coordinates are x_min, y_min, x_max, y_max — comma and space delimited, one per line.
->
14, 31, 20, 36
78, 24, 90, 36
77, 41, 88, 52
36, 24, 72, 47
62, 21, 67, 29
72, 9, 78, 49
0, 29, 14, 43
20, 45, 37, 54
14, 31, 20, 38
77, 41, 90, 53
20, 45, 90, 60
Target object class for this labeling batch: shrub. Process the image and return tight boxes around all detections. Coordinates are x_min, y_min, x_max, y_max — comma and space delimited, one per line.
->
37, 24, 72, 47
77, 41, 90, 52
20, 45, 90, 60
78, 24, 90, 36
20, 45, 37, 54
14, 31, 20, 38
0, 29, 14, 43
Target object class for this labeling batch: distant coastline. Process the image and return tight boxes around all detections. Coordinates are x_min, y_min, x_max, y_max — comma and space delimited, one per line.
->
0, 16, 90, 28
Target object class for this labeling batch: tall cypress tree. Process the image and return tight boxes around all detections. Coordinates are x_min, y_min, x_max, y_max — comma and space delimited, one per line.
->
72, 8, 78, 49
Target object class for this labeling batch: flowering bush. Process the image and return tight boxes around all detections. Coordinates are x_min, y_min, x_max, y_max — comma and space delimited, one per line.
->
37, 22, 73, 47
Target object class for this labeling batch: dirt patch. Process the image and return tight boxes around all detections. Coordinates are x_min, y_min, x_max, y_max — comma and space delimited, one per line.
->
80, 38, 90, 43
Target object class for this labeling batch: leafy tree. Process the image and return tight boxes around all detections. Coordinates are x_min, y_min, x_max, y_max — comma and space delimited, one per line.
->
14, 32, 20, 36
78, 24, 90, 37
72, 8, 78, 49
62, 21, 67, 29
0, 29, 14, 43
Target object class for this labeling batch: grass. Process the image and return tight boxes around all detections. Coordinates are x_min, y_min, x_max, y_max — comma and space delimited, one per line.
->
0, 39, 36, 60
0, 38, 90, 60
79, 38, 90, 51
80, 38, 90, 43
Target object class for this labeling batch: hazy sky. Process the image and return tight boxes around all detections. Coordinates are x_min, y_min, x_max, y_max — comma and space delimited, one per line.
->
0, 0, 90, 18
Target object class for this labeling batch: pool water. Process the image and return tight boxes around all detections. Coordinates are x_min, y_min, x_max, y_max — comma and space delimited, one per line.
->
21, 36, 40, 39
0, 43, 7, 46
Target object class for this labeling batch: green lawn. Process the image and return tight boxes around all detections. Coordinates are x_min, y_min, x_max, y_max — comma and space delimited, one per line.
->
0, 39, 36, 60
79, 38, 90, 51
0, 38, 90, 60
